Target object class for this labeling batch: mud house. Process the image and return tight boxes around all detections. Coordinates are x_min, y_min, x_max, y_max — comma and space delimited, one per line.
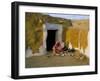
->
25, 13, 89, 58
25, 13, 72, 57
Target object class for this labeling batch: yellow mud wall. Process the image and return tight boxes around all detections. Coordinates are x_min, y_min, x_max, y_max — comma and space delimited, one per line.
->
65, 20, 89, 57
25, 13, 43, 53
65, 28, 79, 48
65, 28, 88, 49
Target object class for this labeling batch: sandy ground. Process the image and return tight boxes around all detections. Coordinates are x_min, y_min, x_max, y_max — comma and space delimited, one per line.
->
25, 52, 89, 68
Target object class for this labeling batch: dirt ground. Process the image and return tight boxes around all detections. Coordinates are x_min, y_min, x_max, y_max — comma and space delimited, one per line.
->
25, 52, 89, 68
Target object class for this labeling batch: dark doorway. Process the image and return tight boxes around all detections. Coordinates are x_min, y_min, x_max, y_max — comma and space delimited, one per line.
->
46, 30, 57, 51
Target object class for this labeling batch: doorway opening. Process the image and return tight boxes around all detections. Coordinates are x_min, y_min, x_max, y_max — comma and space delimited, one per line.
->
46, 30, 57, 51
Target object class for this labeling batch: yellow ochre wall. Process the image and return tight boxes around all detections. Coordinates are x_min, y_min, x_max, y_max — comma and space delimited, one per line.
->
65, 20, 89, 56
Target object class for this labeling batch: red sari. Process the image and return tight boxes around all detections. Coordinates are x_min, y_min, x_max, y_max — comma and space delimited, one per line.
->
53, 41, 63, 54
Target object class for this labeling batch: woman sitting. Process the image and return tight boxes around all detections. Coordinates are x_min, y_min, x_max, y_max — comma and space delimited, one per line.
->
52, 41, 64, 56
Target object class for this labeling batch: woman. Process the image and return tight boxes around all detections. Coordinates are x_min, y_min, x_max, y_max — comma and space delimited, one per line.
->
52, 41, 64, 56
